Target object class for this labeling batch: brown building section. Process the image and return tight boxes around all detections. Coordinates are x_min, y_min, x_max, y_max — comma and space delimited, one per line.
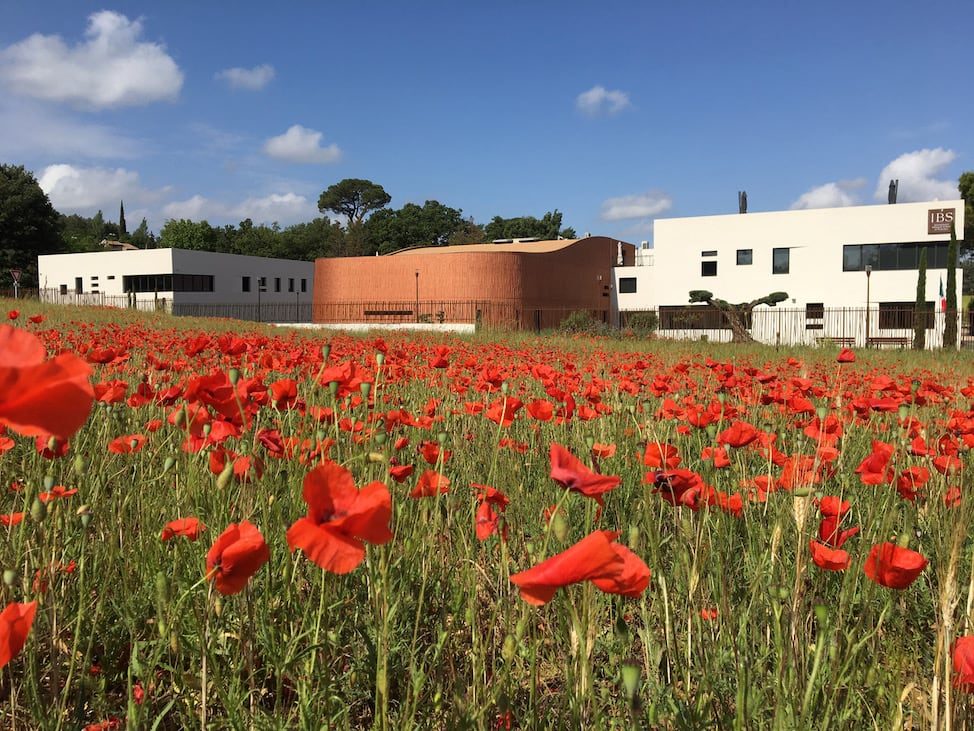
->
313, 236, 636, 329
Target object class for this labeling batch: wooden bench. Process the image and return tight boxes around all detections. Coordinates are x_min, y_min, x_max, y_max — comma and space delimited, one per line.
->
867, 336, 910, 349
363, 309, 413, 317
817, 336, 855, 347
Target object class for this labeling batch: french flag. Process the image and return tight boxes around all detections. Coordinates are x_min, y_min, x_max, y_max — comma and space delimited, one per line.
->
940, 277, 946, 313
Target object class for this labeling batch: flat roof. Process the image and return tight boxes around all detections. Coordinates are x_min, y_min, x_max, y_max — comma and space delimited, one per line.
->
657, 198, 965, 224
387, 238, 590, 256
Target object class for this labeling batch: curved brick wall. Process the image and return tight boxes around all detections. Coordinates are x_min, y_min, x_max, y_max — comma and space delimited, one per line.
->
312, 236, 634, 328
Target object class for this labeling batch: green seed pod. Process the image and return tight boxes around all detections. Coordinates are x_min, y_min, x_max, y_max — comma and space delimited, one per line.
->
815, 406, 828, 421
3, 569, 17, 587
155, 571, 171, 605
628, 525, 640, 550
360, 382, 371, 399
157, 619, 168, 638
328, 381, 339, 397
202, 423, 212, 437
501, 381, 509, 395
30, 498, 46, 523
367, 452, 386, 464
437, 431, 447, 445
73, 455, 85, 476
585, 435, 595, 450
716, 392, 726, 404
80, 513, 92, 529
621, 663, 641, 700
213, 596, 223, 618
163, 456, 176, 473
373, 432, 387, 446
375, 352, 385, 366
777, 586, 790, 601
814, 604, 828, 626
321, 344, 331, 361
216, 462, 234, 490
501, 634, 517, 662
43, 474, 55, 490
515, 616, 528, 641
228, 367, 240, 385
551, 512, 568, 543
706, 424, 718, 440
896, 532, 911, 548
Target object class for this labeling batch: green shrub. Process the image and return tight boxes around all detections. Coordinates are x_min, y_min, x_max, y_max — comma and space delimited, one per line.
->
625, 311, 658, 337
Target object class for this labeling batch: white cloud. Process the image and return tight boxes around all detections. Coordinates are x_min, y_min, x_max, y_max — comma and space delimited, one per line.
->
576, 85, 631, 116
874, 148, 958, 202
600, 190, 672, 221
790, 179, 866, 210
215, 64, 275, 91
163, 192, 317, 225
0, 97, 142, 159
263, 124, 341, 164
38, 164, 168, 211
0, 11, 183, 109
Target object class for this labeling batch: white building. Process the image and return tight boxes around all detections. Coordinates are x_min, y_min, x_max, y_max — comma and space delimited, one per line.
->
614, 200, 966, 347
37, 248, 315, 320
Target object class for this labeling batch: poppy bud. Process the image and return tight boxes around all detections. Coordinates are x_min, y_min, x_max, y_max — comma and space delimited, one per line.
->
30, 498, 46, 522
502, 634, 517, 662
216, 462, 234, 490
525, 540, 536, 562
157, 619, 168, 638
621, 664, 641, 700
169, 631, 180, 654
47, 435, 57, 452
81, 513, 92, 529
628, 525, 640, 550
515, 616, 528, 641
228, 368, 240, 385
898, 404, 909, 421
437, 431, 447, 445
2, 569, 16, 587
360, 382, 371, 399
155, 571, 170, 605
321, 344, 331, 361
213, 596, 223, 618
896, 532, 911, 548
585, 435, 595, 450
777, 587, 790, 601
43, 474, 55, 490
716, 392, 726, 404
501, 381, 509, 395
551, 512, 568, 543
328, 381, 339, 397
172, 407, 185, 428
163, 456, 176, 473
375, 352, 385, 366
911, 380, 920, 394
706, 424, 717, 439
792, 488, 812, 497
367, 452, 385, 463
73, 455, 85, 476
374, 433, 387, 446
814, 604, 828, 626
815, 406, 827, 420
202, 423, 212, 437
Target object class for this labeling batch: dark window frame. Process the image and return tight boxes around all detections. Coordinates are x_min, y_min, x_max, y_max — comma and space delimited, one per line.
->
772, 248, 790, 274
879, 301, 935, 330
736, 249, 752, 265
619, 277, 637, 294
701, 261, 717, 277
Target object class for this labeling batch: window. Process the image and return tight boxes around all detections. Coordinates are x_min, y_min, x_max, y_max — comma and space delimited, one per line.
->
242, 276, 251, 292
288, 278, 295, 292
880, 302, 934, 330
805, 302, 824, 330
75, 277, 83, 294
701, 250, 717, 257
90, 276, 99, 281
107, 275, 115, 280
701, 261, 717, 277
842, 242, 949, 271
60, 284, 68, 295
301, 278, 307, 293
274, 277, 281, 293
619, 277, 637, 293
122, 273, 213, 293
736, 249, 752, 265
658, 305, 751, 330
772, 248, 790, 274
259, 277, 267, 291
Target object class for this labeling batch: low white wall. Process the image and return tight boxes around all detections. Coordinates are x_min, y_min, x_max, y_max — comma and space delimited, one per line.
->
278, 322, 477, 334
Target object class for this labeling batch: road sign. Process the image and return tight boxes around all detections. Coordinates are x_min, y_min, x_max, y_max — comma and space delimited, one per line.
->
10, 269, 21, 283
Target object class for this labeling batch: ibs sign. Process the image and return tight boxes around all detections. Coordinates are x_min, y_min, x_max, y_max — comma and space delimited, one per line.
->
928, 208, 955, 235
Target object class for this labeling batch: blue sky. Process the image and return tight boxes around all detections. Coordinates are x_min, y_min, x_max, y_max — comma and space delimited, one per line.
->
1, 1, 971, 242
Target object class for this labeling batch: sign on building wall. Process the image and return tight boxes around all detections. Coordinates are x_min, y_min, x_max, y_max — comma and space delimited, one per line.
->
928, 208, 955, 235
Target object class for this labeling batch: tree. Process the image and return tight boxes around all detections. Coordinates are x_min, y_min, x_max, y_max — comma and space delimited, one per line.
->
130, 217, 155, 249
364, 200, 465, 254
317, 179, 391, 228
959, 172, 973, 255
913, 247, 927, 350
483, 209, 575, 241
446, 217, 486, 246
119, 200, 127, 238
59, 213, 102, 252
0, 164, 63, 287
159, 219, 220, 251
943, 224, 958, 349
277, 217, 346, 260
688, 289, 788, 343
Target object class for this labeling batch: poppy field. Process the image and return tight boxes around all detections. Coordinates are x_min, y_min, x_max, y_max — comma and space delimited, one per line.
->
2, 301, 974, 729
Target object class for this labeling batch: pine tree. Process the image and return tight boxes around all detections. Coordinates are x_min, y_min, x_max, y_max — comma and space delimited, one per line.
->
119, 200, 127, 237
944, 224, 958, 348
913, 248, 927, 350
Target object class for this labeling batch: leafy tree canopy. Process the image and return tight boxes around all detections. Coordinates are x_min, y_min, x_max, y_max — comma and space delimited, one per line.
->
364, 200, 465, 254
483, 210, 576, 242
0, 164, 63, 286
317, 179, 391, 227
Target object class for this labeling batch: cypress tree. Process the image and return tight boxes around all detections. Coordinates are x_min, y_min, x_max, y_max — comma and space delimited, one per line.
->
944, 224, 958, 348
913, 248, 927, 350
119, 200, 127, 238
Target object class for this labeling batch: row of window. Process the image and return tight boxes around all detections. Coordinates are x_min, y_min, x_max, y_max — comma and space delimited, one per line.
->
654, 302, 938, 331
842, 242, 949, 271
241, 276, 307, 293
123, 274, 214, 293
696, 248, 789, 278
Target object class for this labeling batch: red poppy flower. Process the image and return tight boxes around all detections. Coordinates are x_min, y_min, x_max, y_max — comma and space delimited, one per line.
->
591, 442, 616, 459
473, 484, 509, 541
836, 348, 856, 363
549, 443, 620, 506
896, 466, 930, 501
0, 601, 37, 670
0, 325, 93, 440
107, 433, 147, 454
809, 540, 850, 571
206, 521, 270, 595
6, 310, 18, 321
485, 396, 523, 427
699, 607, 719, 621
388, 464, 414, 483
526, 399, 554, 422
268, 379, 298, 409
0, 513, 24, 527
28, 314, 44, 324
649, 469, 705, 510
863, 542, 927, 589
39, 485, 77, 503
855, 440, 895, 485
953, 636, 974, 692
510, 530, 650, 606
641, 442, 681, 469
410, 470, 450, 498
286, 461, 393, 574
161, 517, 205, 541
717, 421, 759, 449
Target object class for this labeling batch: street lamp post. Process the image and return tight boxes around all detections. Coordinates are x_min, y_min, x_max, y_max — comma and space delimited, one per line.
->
864, 265, 872, 347
415, 270, 419, 323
